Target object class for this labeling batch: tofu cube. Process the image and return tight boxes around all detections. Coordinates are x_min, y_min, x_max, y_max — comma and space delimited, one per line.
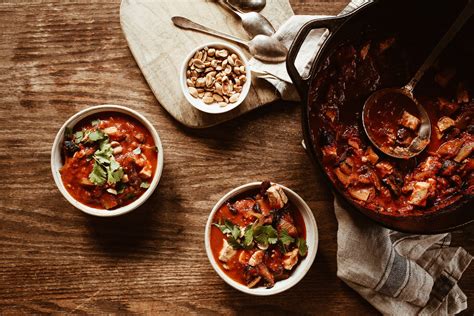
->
399, 111, 420, 131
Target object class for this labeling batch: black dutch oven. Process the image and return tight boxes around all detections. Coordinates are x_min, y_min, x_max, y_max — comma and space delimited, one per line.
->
287, 0, 474, 233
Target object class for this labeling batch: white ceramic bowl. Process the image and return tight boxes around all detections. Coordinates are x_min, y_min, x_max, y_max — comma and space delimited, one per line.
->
205, 182, 318, 295
180, 42, 252, 114
51, 104, 164, 217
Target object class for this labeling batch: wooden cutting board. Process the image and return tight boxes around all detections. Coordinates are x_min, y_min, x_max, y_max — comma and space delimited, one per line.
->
120, 0, 294, 128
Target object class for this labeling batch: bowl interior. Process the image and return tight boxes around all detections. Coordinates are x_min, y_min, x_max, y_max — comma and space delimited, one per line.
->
205, 182, 318, 295
51, 104, 164, 217
180, 42, 251, 115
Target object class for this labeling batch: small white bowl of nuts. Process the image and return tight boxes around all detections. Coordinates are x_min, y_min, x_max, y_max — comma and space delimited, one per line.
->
180, 42, 251, 114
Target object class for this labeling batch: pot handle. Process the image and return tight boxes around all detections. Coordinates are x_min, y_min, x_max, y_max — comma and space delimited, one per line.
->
286, 17, 344, 96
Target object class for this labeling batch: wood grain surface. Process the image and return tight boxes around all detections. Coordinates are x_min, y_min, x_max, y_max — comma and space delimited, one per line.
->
120, 0, 293, 128
0, 0, 472, 315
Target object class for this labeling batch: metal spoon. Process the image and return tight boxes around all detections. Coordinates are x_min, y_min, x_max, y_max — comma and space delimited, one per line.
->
172, 16, 287, 63
228, 0, 266, 12
218, 0, 275, 37
362, 1, 473, 159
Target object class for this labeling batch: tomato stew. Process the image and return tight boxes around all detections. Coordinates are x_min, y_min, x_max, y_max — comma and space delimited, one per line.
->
311, 36, 473, 216
60, 112, 157, 210
210, 181, 307, 289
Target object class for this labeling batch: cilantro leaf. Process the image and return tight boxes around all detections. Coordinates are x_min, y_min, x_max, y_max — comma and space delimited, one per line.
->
254, 225, 278, 247
88, 130, 105, 142
243, 224, 254, 247
227, 236, 243, 250
89, 161, 106, 185
297, 238, 308, 257
91, 119, 101, 127
74, 131, 84, 144
279, 229, 295, 246
140, 182, 150, 189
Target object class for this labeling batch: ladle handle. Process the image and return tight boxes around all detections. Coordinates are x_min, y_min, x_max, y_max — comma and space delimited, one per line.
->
171, 16, 249, 47
405, 0, 474, 93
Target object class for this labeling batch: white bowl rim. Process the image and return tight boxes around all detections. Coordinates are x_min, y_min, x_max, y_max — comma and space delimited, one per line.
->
180, 41, 252, 115
204, 182, 318, 296
50, 104, 164, 217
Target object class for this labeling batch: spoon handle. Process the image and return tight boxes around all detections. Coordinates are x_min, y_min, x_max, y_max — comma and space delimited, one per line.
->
171, 16, 249, 48
405, 0, 474, 93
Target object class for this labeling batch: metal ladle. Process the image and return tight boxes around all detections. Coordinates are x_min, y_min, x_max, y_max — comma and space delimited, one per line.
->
228, 0, 266, 12
172, 16, 287, 63
218, 0, 275, 37
362, 1, 473, 159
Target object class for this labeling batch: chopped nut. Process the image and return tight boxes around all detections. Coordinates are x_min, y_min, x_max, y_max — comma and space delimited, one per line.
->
203, 96, 214, 104
188, 87, 199, 98
229, 93, 239, 103
185, 46, 247, 107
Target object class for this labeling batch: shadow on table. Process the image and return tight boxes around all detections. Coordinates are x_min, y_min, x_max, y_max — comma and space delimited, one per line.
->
82, 184, 166, 259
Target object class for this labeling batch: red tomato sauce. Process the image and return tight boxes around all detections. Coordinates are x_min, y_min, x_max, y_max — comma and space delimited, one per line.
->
210, 187, 306, 287
60, 112, 157, 210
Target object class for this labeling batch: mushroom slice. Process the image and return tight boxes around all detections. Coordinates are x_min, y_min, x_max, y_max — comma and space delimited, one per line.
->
437, 116, 455, 133
248, 250, 264, 267
218, 239, 237, 263
282, 249, 299, 270
407, 181, 431, 206
454, 142, 473, 163
257, 263, 275, 288
247, 276, 262, 288
437, 139, 463, 158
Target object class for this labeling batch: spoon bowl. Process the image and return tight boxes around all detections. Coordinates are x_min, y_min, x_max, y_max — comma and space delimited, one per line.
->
362, 88, 431, 159
228, 0, 266, 12
219, 0, 275, 37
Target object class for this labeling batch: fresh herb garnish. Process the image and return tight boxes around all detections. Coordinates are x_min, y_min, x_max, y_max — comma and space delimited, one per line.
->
87, 134, 125, 186
140, 182, 150, 189
89, 161, 106, 186
227, 236, 243, 249
297, 238, 308, 256
88, 130, 105, 142
74, 131, 84, 143
254, 225, 278, 247
91, 119, 101, 127
279, 229, 295, 246
243, 224, 254, 247
133, 147, 141, 155
213, 220, 244, 249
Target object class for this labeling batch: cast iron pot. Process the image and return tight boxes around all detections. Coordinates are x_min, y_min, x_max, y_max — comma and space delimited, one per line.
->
286, 0, 474, 233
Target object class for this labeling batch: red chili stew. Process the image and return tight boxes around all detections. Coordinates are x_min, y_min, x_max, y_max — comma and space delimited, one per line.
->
210, 181, 307, 289
60, 112, 157, 210
310, 36, 473, 215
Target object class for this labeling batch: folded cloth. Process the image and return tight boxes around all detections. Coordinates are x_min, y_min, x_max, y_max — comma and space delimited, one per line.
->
253, 0, 473, 314
335, 198, 472, 315
248, 0, 370, 101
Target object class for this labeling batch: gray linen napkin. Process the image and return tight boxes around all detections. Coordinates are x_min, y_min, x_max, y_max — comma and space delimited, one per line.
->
335, 198, 472, 315
251, 1, 473, 314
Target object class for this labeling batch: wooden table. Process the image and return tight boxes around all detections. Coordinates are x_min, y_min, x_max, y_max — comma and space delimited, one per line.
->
0, 1, 472, 314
